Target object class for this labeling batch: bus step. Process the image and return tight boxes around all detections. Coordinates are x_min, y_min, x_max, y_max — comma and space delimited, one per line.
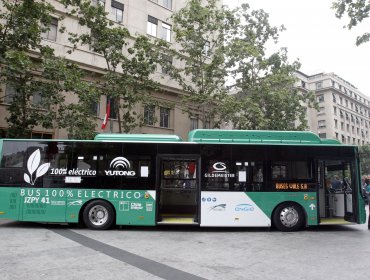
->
319, 218, 353, 225
158, 216, 198, 225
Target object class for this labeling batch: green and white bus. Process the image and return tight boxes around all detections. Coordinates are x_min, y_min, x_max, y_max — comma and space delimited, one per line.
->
0, 129, 367, 231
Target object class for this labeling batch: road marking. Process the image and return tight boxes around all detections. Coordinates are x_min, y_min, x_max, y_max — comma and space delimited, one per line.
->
51, 228, 206, 280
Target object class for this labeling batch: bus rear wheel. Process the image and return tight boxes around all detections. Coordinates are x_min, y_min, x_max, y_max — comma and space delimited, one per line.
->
273, 203, 304, 232
83, 200, 115, 230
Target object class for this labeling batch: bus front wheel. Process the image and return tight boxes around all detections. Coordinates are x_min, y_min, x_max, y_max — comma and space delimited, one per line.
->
83, 200, 115, 230
273, 203, 305, 232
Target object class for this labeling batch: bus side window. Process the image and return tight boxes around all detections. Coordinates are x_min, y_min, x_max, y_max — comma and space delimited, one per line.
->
235, 162, 248, 191
203, 160, 232, 191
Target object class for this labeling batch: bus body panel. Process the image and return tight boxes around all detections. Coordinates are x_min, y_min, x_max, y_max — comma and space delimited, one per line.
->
200, 191, 271, 227
65, 189, 156, 226
200, 191, 318, 227
0, 187, 156, 226
0, 187, 21, 220
247, 192, 318, 226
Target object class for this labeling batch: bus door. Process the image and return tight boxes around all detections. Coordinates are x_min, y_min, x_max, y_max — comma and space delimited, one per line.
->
318, 160, 356, 224
157, 156, 199, 225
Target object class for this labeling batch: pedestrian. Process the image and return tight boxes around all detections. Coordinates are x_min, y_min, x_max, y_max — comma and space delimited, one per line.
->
331, 175, 342, 192
368, 196, 370, 230
363, 178, 370, 204
368, 203, 370, 230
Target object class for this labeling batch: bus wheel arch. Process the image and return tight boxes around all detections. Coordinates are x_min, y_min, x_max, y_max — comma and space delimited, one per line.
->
272, 202, 306, 232
81, 199, 116, 230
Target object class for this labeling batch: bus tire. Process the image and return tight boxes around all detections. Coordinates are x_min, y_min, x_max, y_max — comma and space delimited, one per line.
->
83, 200, 115, 230
273, 203, 305, 232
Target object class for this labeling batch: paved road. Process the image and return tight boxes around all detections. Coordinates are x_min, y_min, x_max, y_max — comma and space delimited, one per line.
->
0, 217, 369, 280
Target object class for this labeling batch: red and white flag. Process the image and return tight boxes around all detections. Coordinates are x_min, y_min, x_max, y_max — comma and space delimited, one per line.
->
101, 99, 111, 130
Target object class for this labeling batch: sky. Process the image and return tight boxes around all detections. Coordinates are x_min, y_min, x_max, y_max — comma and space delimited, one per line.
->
223, 0, 370, 96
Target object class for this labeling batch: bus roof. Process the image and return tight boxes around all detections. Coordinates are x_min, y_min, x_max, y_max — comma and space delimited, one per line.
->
187, 129, 342, 145
94, 133, 183, 142
1, 130, 344, 146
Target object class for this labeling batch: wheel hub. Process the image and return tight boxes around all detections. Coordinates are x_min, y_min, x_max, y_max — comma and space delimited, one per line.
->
89, 205, 108, 225
280, 207, 299, 228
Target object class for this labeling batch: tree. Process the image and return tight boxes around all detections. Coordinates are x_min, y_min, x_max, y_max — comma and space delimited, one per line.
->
170, 0, 236, 128
221, 4, 316, 130
333, 0, 370, 45
0, 0, 54, 55
359, 144, 370, 175
0, 0, 98, 139
62, 0, 164, 133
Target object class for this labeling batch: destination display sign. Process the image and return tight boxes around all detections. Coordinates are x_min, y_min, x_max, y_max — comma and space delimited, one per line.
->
275, 183, 308, 191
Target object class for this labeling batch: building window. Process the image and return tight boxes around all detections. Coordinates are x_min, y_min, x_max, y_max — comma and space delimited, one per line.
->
203, 40, 210, 56
317, 95, 324, 102
301, 80, 306, 88
160, 107, 169, 128
161, 22, 171, 42
111, 0, 124, 22
108, 98, 117, 119
190, 117, 198, 130
334, 119, 338, 128
163, 0, 172, 9
31, 132, 53, 139
147, 16, 158, 37
90, 101, 100, 117
161, 54, 172, 74
144, 105, 155, 125
318, 120, 326, 129
316, 82, 322, 89
4, 84, 16, 103
318, 133, 326, 139
204, 119, 211, 129
92, 0, 105, 7
333, 106, 337, 115
32, 91, 45, 108
41, 17, 58, 41
151, 0, 172, 10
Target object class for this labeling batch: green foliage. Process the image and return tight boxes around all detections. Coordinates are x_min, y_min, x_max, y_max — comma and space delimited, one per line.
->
0, 0, 54, 55
62, 0, 163, 133
333, 0, 370, 45
359, 145, 370, 175
223, 5, 316, 130
171, 0, 235, 126
0, 0, 98, 139
172, 1, 314, 131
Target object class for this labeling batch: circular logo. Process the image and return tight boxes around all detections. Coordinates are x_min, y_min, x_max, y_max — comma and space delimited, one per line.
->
213, 162, 226, 171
